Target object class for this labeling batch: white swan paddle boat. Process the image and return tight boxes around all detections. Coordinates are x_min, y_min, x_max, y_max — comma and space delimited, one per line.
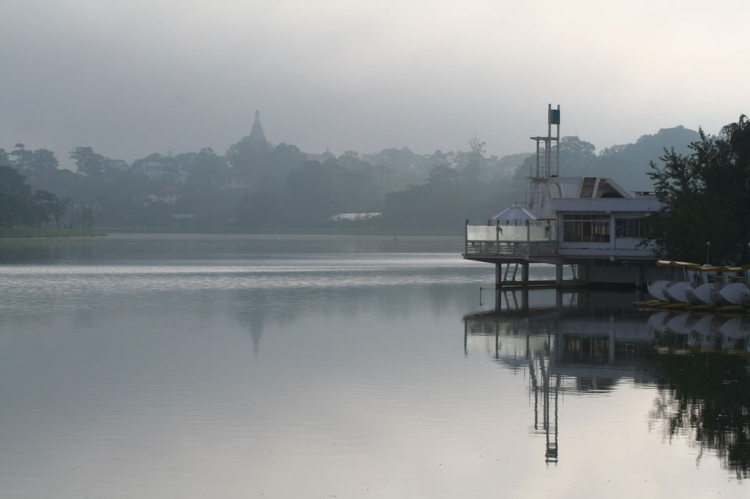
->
647, 260, 750, 306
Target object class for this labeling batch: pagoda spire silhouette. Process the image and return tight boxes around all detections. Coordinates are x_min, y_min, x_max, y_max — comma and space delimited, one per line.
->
248, 110, 268, 147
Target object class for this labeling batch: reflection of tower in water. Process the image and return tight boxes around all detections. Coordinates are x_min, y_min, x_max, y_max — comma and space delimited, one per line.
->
529, 354, 561, 463
465, 287, 750, 473
464, 288, 652, 464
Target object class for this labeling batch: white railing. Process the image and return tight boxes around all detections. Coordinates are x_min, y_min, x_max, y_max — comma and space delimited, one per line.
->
465, 221, 558, 257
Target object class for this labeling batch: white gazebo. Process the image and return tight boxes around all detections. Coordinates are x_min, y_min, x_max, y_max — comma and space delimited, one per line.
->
492, 203, 536, 225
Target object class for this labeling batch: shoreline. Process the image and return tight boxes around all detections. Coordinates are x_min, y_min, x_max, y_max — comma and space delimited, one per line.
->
0, 228, 106, 239
0, 227, 463, 239
100, 227, 463, 237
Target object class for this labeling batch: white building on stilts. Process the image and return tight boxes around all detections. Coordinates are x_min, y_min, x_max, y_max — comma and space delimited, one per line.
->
464, 105, 664, 288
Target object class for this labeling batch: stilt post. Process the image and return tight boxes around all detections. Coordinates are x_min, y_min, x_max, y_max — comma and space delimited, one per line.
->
522, 262, 530, 284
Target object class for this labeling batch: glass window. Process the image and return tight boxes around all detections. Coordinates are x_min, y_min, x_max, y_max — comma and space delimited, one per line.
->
615, 218, 647, 238
562, 214, 610, 243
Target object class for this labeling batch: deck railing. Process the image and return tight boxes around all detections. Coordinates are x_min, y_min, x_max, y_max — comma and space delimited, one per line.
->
465, 221, 558, 257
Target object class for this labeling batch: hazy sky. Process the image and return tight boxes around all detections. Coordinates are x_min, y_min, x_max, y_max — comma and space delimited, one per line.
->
1, 0, 748, 163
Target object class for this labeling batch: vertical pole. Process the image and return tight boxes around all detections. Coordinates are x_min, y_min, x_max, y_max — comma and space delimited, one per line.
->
555, 264, 563, 287
464, 219, 469, 255
463, 320, 468, 357
636, 264, 644, 289
547, 103, 552, 177
529, 164, 534, 210
526, 220, 531, 257
495, 327, 499, 359
496, 220, 500, 255
609, 316, 616, 364
583, 261, 590, 285
547, 103, 552, 144
556, 105, 560, 176
495, 263, 502, 289
522, 262, 530, 284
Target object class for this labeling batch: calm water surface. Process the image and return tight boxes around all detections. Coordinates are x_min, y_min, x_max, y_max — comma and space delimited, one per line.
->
0, 234, 747, 498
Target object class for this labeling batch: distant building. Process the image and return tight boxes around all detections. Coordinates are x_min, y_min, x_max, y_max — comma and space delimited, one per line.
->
147, 186, 178, 205
329, 213, 382, 222
306, 148, 336, 163
248, 110, 268, 147
140, 161, 172, 179
170, 213, 194, 221
136, 160, 186, 183
217, 178, 253, 190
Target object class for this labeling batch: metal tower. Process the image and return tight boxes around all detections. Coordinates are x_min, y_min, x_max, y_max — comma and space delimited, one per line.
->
528, 104, 560, 213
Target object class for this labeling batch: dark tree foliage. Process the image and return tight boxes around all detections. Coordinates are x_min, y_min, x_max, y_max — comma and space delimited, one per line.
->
648, 116, 750, 265
70, 146, 106, 176
0, 166, 64, 227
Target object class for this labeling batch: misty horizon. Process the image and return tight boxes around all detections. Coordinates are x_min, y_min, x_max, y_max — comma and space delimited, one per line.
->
2, 116, 704, 171
1, 0, 746, 165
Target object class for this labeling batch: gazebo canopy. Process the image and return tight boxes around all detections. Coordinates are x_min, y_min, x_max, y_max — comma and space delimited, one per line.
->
492, 203, 536, 224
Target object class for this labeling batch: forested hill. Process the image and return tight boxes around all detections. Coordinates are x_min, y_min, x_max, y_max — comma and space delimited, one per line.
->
591, 126, 701, 191
0, 125, 699, 232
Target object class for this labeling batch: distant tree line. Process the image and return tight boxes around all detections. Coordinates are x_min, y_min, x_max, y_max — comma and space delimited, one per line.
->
0, 125, 700, 233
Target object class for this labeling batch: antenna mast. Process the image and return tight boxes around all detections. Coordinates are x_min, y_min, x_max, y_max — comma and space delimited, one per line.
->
528, 104, 560, 214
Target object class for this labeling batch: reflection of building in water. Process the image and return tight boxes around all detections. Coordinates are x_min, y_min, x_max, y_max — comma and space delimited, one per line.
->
464, 289, 750, 464
529, 354, 560, 463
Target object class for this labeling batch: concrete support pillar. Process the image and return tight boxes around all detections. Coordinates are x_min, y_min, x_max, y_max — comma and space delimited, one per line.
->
495, 263, 502, 288
579, 262, 590, 284
636, 264, 645, 289
522, 262, 530, 284
609, 318, 616, 364
555, 264, 563, 287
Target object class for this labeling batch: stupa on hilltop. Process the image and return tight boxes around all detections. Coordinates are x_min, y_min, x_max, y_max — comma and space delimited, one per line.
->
248, 110, 268, 147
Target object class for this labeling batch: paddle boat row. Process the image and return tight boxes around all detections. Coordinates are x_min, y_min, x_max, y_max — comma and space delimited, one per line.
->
647, 260, 750, 306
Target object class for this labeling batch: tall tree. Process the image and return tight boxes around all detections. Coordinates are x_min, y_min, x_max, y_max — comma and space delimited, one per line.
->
647, 115, 750, 264
29, 149, 60, 173
31, 189, 64, 227
0, 166, 61, 226
9, 143, 32, 170
70, 146, 105, 176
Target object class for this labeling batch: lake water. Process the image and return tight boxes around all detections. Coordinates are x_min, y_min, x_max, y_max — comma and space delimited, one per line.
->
0, 234, 747, 498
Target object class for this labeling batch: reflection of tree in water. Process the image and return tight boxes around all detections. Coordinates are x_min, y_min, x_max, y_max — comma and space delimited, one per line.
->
647, 352, 750, 478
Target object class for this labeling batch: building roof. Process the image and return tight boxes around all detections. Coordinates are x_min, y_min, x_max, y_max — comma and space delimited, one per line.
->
493, 203, 536, 223
537, 176, 660, 218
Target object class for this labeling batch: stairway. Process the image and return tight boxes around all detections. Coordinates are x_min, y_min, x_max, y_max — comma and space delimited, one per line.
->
580, 177, 597, 198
